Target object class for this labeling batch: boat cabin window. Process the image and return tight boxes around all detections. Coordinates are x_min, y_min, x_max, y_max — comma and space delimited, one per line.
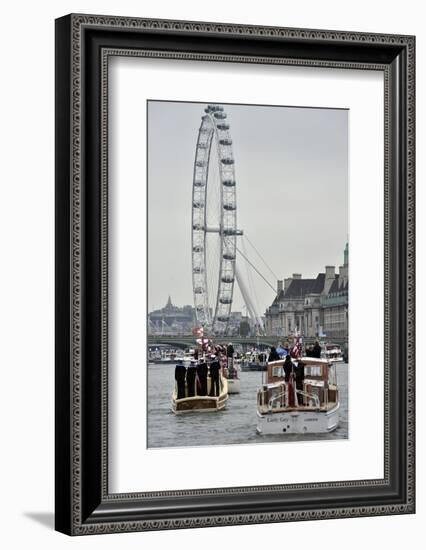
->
328, 364, 337, 385
271, 366, 283, 378
305, 365, 322, 378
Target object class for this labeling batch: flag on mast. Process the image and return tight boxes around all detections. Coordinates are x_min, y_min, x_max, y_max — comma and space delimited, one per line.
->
192, 326, 204, 336
291, 329, 302, 358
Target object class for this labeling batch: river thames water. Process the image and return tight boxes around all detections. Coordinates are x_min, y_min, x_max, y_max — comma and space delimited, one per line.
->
147, 362, 348, 448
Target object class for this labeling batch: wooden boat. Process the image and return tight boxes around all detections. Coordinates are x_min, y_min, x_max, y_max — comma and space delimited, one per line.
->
171, 369, 228, 414
256, 357, 339, 435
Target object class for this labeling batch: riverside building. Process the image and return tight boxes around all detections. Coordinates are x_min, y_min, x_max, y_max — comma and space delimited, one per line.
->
264, 244, 349, 340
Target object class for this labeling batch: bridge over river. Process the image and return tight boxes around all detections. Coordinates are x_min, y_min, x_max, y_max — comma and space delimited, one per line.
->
148, 334, 348, 351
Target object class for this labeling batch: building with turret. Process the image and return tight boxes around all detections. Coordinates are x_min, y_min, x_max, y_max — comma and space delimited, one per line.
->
264, 243, 348, 339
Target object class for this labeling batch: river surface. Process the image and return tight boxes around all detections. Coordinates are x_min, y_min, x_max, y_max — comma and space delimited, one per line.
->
147, 363, 348, 448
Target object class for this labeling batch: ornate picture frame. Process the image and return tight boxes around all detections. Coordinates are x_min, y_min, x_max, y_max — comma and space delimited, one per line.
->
55, 14, 415, 535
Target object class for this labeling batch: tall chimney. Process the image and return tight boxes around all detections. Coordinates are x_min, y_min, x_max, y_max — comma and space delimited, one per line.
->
284, 277, 293, 292
339, 264, 348, 287
292, 273, 302, 280
325, 266, 335, 279
323, 266, 336, 294
277, 280, 283, 294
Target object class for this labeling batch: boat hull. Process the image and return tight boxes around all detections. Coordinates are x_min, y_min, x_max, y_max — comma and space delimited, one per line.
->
227, 378, 240, 394
256, 402, 340, 435
171, 377, 229, 414
171, 393, 228, 414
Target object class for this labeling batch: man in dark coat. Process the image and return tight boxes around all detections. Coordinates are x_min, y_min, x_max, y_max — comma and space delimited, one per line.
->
312, 340, 322, 358
209, 356, 221, 397
226, 342, 235, 375
283, 354, 293, 382
268, 346, 280, 362
196, 360, 208, 396
186, 361, 197, 397
293, 360, 305, 405
174, 360, 187, 400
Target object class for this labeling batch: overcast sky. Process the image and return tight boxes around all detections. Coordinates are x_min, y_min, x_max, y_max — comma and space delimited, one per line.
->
148, 101, 348, 315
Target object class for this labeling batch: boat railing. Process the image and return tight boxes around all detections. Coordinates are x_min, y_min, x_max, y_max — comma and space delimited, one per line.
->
267, 390, 287, 410
260, 384, 321, 411
295, 389, 320, 409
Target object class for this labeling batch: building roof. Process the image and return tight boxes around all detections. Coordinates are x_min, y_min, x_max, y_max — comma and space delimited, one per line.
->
285, 273, 325, 298
328, 277, 349, 294
272, 273, 326, 305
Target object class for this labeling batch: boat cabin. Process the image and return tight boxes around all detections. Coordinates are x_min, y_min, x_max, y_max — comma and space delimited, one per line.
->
257, 357, 338, 412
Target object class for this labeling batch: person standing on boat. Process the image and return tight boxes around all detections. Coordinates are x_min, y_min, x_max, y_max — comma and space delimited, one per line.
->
312, 340, 322, 358
283, 354, 293, 382
196, 359, 208, 396
276, 342, 287, 357
268, 346, 280, 362
293, 360, 305, 405
186, 360, 197, 397
174, 360, 187, 400
209, 355, 221, 397
226, 342, 234, 375
226, 342, 234, 356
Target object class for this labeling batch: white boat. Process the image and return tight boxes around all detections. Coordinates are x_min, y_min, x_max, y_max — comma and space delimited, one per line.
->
240, 351, 268, 371
227, 378, 241, 394
148, 348, 162, 363
157, 351, 177, 364
322, 343, 344, 362
225, 358, 241, 394
256, 357, 340, 435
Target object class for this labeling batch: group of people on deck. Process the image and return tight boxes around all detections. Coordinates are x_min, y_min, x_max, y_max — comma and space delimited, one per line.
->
305, 340, 322, 358
268, 339, 322, 361
174, 343, 234, 400
269, 352, 305, 406
267, 340, 323, 406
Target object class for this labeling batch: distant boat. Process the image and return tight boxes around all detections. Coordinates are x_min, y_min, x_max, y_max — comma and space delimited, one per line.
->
240, 351, 268, 372
321, 343, 344, 363
224, 359, 241, 394
160, 351, 179, 364
149, 350, 184, 364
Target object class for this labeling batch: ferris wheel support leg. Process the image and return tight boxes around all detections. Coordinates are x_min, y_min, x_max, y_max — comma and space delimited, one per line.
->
235, 266, 263, 331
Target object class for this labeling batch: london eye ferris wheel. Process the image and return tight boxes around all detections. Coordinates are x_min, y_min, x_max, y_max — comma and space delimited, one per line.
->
191, 104, 243, 335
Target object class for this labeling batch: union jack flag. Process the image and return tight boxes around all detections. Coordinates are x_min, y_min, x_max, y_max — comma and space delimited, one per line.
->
196, 338, 210, 353
291, 335, 303, 359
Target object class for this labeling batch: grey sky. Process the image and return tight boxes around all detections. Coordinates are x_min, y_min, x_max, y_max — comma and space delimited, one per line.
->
148, 101, 348, 315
